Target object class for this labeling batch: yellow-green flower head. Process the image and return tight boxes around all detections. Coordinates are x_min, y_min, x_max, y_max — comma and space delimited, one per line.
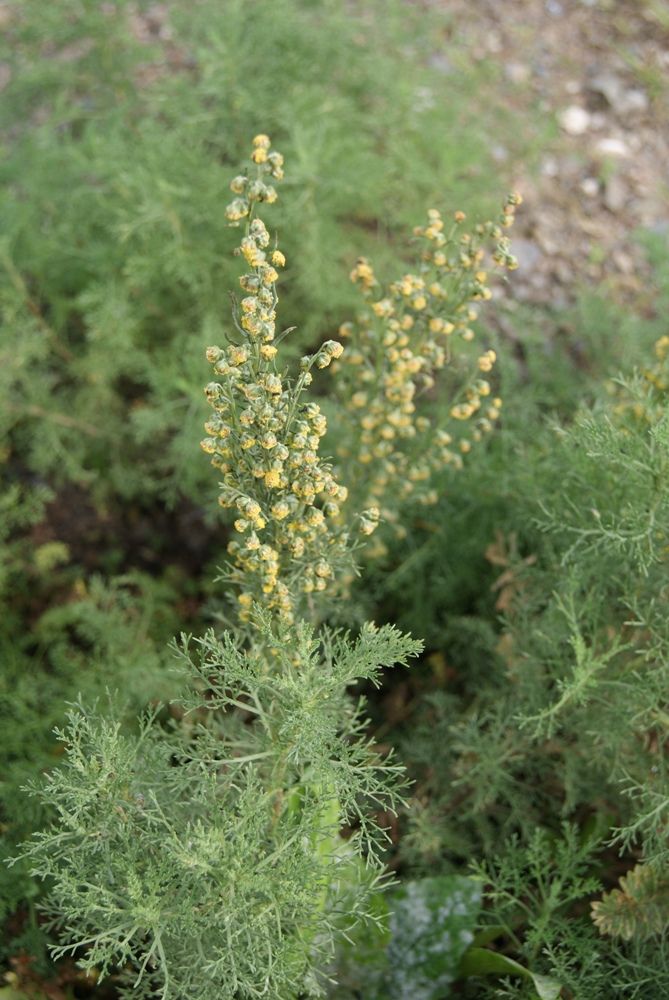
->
226, 198, 250, 223
350, 257, 377, 292
230, 175, 247, 194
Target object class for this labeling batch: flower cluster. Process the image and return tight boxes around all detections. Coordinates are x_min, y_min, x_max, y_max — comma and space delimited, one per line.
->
331, 197, 521, 521
224, 134, 283, 224
202, 137, 378, 623
639, 335, 669, 407
608, 334, 669, 425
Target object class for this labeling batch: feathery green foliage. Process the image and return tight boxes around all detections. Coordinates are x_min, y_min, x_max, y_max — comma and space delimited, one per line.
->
383, 245, 669, 995
18, 618, 421, 998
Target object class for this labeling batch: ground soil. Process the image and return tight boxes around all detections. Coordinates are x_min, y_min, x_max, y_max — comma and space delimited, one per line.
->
433, 0, 669, 307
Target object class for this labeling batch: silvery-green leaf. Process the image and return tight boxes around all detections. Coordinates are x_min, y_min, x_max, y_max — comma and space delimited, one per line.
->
386, 875, 482, 1000
334, 874, 481, 999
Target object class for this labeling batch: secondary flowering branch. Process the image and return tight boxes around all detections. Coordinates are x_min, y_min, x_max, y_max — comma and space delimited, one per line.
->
332, 198, 521, 525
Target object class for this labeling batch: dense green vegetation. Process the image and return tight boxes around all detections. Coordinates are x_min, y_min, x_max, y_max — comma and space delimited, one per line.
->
2, 1, 669, 998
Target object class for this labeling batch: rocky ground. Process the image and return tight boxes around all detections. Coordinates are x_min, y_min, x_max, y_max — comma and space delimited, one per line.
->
436, 0, 669, 307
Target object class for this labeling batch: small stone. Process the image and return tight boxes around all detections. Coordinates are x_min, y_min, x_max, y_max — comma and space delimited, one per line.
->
581, 177, 599, 197
558, 106, 590, 135
589, 72, 649, 115
595, 137, 630, 158
505, 62, 530, 84
621, 89, 649, 115
604, 175, 628, 213
589, 72, 625, 107
541, 156, 560, 177
612, 250, 634, 274
491, 144, 509, 162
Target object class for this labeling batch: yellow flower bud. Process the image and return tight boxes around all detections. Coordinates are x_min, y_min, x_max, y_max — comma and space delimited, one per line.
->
451, 403, 474, 420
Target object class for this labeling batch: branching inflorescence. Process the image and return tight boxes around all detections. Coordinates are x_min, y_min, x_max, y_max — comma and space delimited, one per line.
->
202, 136, 520, 611
201, 136, 379, 624
333, 198, 520, 524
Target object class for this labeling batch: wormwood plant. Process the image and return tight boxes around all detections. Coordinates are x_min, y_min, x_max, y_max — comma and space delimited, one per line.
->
15, 134, 520, 997
17, 135, 520, 998
0, 468, 180, 962
15, 138, 423, 999
199, 136, 375, 625
20, 617, 421, 999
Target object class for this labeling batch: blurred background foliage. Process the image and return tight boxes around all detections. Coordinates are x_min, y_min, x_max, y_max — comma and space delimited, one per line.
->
1, 0, 520, 505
